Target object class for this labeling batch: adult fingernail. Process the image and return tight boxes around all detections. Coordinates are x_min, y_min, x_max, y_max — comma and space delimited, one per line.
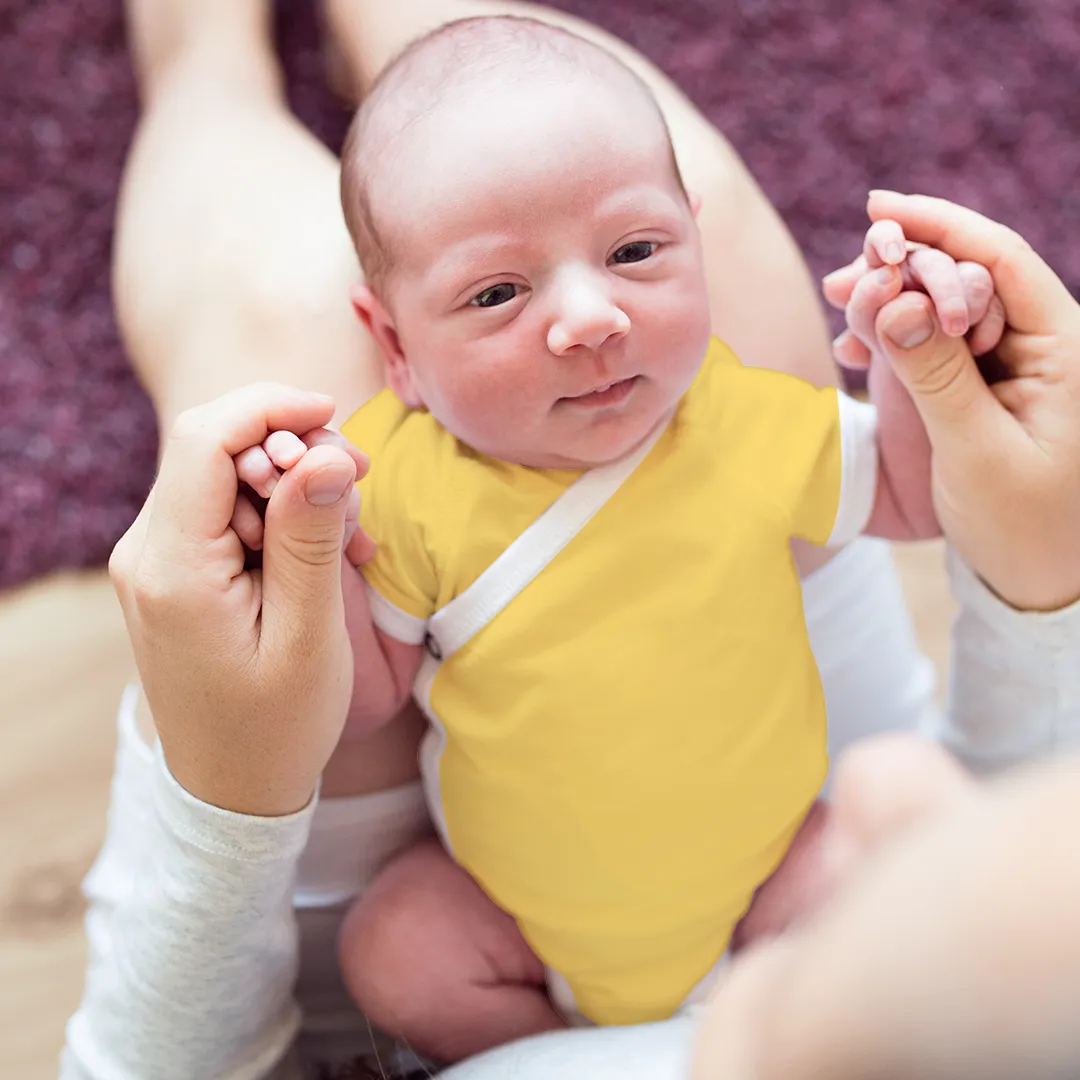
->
883, 308, 934, 349
305, 464, 355, 506
868, 188, 903, 198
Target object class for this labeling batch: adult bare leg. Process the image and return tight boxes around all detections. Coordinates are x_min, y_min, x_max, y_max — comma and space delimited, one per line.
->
113, 0, 424, 794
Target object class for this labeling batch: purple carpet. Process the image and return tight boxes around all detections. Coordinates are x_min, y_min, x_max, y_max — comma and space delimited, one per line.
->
3, 0, 1078, 588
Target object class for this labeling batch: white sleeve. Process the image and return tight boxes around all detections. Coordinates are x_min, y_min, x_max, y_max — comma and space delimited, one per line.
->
61, 691, 313, 1080
942, 550, 1080, 772
825, 393, 879, 548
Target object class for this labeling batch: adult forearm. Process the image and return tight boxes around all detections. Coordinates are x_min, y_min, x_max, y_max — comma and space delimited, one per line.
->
62, 746, 313, 1080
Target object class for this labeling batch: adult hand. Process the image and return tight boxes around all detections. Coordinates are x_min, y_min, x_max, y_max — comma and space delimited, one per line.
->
110, 383, 365, 816
849, 193, 1080, 611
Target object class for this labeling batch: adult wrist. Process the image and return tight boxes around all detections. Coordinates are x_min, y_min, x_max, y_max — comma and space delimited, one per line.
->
971, 560, 1080, 614
161, 745, 319, 819
152, 742, 318, 860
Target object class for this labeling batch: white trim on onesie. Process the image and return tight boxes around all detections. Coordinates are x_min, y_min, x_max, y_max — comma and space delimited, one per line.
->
827, 393, 879, 548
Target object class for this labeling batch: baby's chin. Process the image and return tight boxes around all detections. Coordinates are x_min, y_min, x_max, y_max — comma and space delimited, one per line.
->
513, 405, 676, 470
503, 424, 664, 470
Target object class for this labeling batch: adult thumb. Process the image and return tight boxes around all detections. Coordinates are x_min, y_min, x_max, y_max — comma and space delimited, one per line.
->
260, 444, 357, 641
874, 293, 1000, 451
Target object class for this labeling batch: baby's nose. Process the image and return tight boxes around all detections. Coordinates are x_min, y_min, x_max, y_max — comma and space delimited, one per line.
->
547, 279, 630, 356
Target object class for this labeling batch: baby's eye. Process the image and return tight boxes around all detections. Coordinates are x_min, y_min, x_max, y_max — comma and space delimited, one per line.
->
471, 283, 520, 308
610, 241, 656, 265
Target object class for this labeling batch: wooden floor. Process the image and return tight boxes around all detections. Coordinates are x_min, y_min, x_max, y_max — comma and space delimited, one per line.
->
0, 544, 954, 1077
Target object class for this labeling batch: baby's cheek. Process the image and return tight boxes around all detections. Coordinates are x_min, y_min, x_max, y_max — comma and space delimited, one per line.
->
462, 363, 547, 419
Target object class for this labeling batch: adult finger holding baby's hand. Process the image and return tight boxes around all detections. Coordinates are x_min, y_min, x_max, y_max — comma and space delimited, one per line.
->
866, 191, 1080, 611
110, 382, 361, 816
826, 228, 1004, 370
233, 426, 368, 553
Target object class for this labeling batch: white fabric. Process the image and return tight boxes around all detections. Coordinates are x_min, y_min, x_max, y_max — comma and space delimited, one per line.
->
441, 1014, 700, 1080
826, 393, 880, 548
365, 580, 427, 645
804, 538, 942, 783
61, 550, 1080, 1080
945, 549, 1080, 770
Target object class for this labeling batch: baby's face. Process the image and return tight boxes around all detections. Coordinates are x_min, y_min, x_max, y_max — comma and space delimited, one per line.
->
362, 76, 713, 469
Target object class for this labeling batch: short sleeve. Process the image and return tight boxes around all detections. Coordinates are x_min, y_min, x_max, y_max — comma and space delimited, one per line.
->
825, 393, 879, 547
339, 392, 439, 644
705, 348, 878, 548
787, 389, 878, 547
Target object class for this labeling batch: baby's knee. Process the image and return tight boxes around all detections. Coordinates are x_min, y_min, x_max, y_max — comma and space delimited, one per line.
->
340, 840, 439, 1018
338, 838, 492, 1036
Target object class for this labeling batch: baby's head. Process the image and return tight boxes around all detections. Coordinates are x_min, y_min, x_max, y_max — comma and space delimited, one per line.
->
341, 16, 712, 469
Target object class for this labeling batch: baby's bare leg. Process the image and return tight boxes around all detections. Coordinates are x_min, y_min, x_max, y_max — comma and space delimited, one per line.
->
339, 838, 563, 1062
114, 0, 423, 795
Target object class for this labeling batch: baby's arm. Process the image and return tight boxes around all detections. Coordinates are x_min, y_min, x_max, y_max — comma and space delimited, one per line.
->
825, 221, 1005, 540
234, 428, 423, 733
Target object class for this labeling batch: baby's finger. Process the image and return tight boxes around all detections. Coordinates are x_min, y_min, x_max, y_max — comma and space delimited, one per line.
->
822, 256, 868, 311
832, 329, 872, 371
345, 524, 377, 568
230, 491, 265, 552
342, 485, 361, 547
263, 430, 308, 471
968, 292, 1007, 357
957, 261, 995, 328
303, 427, 371, 480
845, 264, 904, 348
863, 219, 907, 268
904, 248, 970, 337
235, 445, 279, 499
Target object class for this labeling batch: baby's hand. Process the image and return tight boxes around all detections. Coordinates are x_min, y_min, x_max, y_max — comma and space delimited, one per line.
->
823, 219, 1006, 368
234, 426, 375, 566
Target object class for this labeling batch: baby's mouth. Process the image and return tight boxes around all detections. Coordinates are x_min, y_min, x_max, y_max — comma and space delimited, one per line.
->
560, 376, 640, 408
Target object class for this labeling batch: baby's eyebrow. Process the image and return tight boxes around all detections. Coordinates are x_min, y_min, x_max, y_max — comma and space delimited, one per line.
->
594, 187, 684, 222
426, 235, 519, 290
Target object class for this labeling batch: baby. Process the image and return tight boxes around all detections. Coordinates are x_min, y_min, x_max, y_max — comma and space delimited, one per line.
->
234, 15, 1000, 1064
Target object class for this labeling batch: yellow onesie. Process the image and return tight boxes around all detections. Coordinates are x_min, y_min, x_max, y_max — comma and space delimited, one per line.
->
340, 337, 878, 1026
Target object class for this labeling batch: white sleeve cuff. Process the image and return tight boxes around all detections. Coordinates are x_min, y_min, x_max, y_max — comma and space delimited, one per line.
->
945, 549, 1080, 771
364, 580, 428, 645
152, 742, 317, 862
826, 393, 879, 548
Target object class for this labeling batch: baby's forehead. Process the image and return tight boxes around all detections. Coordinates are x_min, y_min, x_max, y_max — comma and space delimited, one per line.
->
340, 16, 679, 290
367, 69, 669, 217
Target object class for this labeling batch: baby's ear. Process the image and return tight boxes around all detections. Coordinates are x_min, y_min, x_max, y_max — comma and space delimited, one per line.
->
349, 284, 424, 408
